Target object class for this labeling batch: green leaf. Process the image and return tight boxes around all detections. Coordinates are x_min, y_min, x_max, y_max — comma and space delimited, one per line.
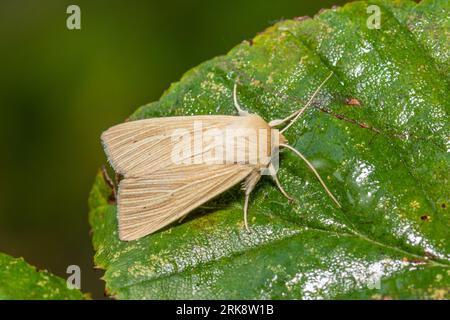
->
90, 0, 449, 299
0, 253, 88, 300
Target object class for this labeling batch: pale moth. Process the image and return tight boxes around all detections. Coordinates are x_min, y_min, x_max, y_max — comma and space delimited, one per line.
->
101, 72, 340, 241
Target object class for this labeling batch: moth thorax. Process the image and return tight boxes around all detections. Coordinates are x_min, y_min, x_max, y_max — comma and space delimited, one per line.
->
221, 115, 281, 167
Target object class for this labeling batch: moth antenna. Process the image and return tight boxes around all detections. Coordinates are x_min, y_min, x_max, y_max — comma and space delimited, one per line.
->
278, 72, 334, 133
280, 143, 341, 208
233, 83, 250, 116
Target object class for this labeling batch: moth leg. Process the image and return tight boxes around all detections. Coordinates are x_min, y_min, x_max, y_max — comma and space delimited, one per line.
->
243, 192, 251, 231
178, 215, 187, 223
101, 165, 117, 202
233, 83, 250, 116
271, 173, 294, 203
242, 171, 261, 231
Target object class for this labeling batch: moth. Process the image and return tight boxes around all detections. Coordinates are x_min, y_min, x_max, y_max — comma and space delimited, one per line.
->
102, 72, 340, 241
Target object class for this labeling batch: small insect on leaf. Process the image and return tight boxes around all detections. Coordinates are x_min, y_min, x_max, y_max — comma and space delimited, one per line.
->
101, 72, 340, 241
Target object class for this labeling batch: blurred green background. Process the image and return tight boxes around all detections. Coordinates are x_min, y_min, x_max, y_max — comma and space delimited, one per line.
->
0, 0, 349, 298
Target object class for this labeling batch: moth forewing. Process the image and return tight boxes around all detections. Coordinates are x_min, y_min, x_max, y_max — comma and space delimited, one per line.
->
102, 115, 282, 241
101, 116, 238, 176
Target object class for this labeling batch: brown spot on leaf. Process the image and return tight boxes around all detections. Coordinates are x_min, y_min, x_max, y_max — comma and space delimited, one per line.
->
402, 256, 427, 264
345, 98, 361, 106
420, 214, 431, 221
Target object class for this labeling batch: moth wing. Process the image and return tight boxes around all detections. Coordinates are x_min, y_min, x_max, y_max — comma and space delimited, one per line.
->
101, 116, 240, 177
118, 163, 253, 241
